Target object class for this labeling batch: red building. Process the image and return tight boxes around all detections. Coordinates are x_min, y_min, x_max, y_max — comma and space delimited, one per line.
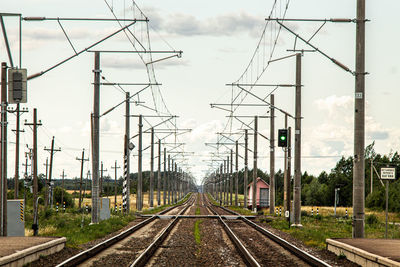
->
247, 177, 270, 209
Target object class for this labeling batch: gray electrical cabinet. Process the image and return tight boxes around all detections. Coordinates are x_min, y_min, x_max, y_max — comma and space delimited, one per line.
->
100, 198, 110, 221
7, 200, 25, 236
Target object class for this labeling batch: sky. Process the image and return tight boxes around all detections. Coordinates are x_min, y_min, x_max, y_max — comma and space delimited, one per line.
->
1, 0, 400, 185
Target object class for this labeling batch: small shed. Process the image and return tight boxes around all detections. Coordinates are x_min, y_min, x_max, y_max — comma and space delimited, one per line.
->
247, 177, 270, 209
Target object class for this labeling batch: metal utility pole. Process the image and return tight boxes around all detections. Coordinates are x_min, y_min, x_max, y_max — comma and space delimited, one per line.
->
149, 128, 154, 207
252, 116, 258, 211
244, 129, 248, 208
235, 141, 238, 206
91, 51, 101, 223
76, 149, 89, 209
24, 108, 41, 234
167, 154, 171, 205
61, 170, 66, 207
353, 0, 366, 238
219, 164, 223, 205
223, 159, 227, 205
174, 162, 177, 203
230, 150, 233, 206
163, 147, 166, 205
0, 62, 6, 236
137, 115, 143, 211
124, 92, 130, 212
157, 139, 161, 206
287, 127, 292, 218
293, 53, 302, 226
283, 115, 289, 213
111, 161, 120, 209
44, 136, 61, 208
270, 94, 275, 214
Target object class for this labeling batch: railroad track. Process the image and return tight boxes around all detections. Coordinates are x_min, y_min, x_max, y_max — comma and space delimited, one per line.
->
55, 193, 195, 267
204, 194, 332, 267
57, 193, 331, 267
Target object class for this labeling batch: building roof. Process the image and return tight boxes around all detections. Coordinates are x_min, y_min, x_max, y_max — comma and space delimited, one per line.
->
247, 177, 269, 188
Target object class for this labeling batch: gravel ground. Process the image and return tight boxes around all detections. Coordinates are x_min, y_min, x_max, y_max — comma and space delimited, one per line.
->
149, 218, 245, 267
227, 220, 310, 266
88, 219, 171, 266
255, 218, 359, 267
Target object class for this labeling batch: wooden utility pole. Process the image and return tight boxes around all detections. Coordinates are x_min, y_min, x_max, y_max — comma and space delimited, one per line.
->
13, 104, 27, 199
43, 158, 48, 207
149, 128, 154, 207
100, 162, 107, 197
157, 139, 161, 206
269, 94, 275, 214
0, 62, 6, 236
293, 53, 302, 226
24, 108, 41, 234
111, 161, 120, 209
244, 129, 248, 208
91, 51, 101, 223
137, 115, 143, 211
44, 136, 61, 208
163, 147, 166, 205
61, 170, 66, 207
252, 116, 258, 211
235, 140, 238, 206
76, 149, 89, 209
353, 0, 366, 238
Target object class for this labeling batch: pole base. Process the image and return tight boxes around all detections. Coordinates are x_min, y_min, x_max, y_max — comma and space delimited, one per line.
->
290, 223, 303, 228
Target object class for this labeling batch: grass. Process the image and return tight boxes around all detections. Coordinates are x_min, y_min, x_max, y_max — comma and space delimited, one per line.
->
195, 207, 201, 215
266, 213, 400, 250
194, 219, 203, 245
136, 192, 192, 215
25, 208, 136, 248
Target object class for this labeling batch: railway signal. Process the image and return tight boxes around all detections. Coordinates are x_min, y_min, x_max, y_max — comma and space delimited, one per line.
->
278, 129, 288, 147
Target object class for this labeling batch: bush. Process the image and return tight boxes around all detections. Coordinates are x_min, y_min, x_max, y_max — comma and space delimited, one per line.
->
315, 214, 322, 221
301, 210, 308, 217
53, 187, 75, 208
366, 214, 379, 225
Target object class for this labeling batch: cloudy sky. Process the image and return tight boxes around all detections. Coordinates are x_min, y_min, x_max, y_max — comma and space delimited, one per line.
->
1, 0, 399, 185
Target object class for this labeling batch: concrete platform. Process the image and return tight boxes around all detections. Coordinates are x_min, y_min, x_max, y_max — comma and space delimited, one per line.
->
327, 238, 400, 267
0, 236, 66, 267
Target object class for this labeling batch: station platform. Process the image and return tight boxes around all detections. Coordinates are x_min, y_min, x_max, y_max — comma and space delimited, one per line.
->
327, 238, 400, 267
0, 236, 66, 267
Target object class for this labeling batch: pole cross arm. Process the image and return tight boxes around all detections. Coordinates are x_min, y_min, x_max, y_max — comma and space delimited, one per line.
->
236, 85, 294, 118
271, 19, 355, 75
27, 21, 137, 80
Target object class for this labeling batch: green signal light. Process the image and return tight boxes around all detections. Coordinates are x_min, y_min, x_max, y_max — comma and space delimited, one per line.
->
280, 135, 286, 141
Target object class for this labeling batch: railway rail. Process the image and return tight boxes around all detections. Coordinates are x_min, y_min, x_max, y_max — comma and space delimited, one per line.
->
55, 194, 195, 267
56, 193, 332, 267
204, 195, 331, 267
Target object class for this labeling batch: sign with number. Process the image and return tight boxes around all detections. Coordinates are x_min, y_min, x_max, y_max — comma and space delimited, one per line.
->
381, 168, 396, 180
285, 210, 289, 218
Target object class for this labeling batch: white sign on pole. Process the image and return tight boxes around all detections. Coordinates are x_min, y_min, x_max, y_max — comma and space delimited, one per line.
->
380, 168, 396, 180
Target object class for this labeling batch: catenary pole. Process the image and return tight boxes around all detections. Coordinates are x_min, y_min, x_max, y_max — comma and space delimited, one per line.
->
293, 53, 302, 226
269, 94, 275, 214
353, 0, 366, 238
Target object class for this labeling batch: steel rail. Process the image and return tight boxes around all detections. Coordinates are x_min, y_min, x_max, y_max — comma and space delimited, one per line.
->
208, 198, 331, 267
56, 193, 194, 267
130, 197, 195, 267
206, 199, 260, 267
